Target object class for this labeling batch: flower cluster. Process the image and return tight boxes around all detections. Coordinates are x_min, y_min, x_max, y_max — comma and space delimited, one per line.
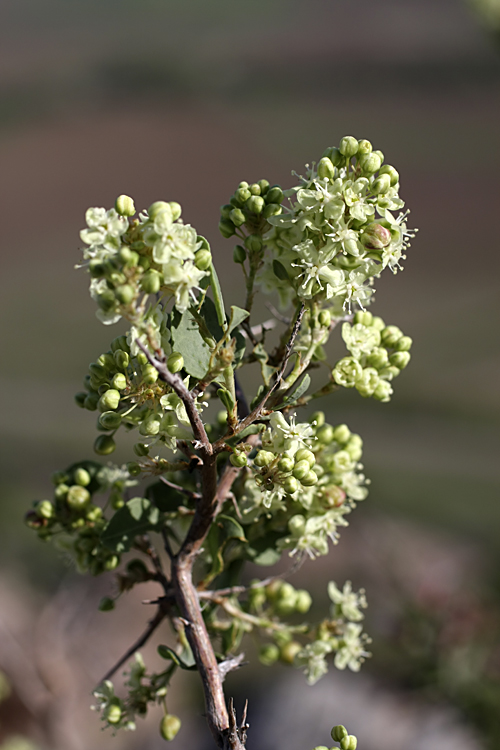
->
219, 178, 284, 240
81, 197, 210, 324
332, 310, 412, 402
239, 412, 368, 559
260, 136, 416, 313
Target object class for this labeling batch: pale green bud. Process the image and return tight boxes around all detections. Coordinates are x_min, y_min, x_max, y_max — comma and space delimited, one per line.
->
74, 468, 91, 487
127, 461, 142, 476
35, 500, 54, 519
119, 247, 139, 266
84, 392, 100, 410
137, 352, 148, 366
98, 389, 120, 412
396, 335, 412, 351
231, 245, 245, 264
254, 450, 275, 467
259, 643, 280, 666
115, 195, 135, 216
115, 284, 135, 305
333, 424, 351, 444
366, 347, 389, 369
331, 725, 348, 742
148, 201, 171, 220
105, 704, 122, 725
114, 349, 130, 371
142, 364, 159, 384
167, 353, 184, 373
288, 514, 306, 534
230, 452, 248, 467
294, 448, 315, 468
295, 589, 312, 613
194, 249, 212, 270
355, 367, 380, 398
333, 357, 363, 388
66, 485, 90, 510
258, 179, 270, 194
141, 269, 162, 294
235, 187, 251, 204
353, 310, 373, 326
371, 173, 391, 195
371, 315, 385, 331
381, 325, 403, 347
379, 365, 400, 380
244, 234, 263, 253
246, 195, 265, 214
104, 555, 119, 571
220, 204, 233, 219
52, 470, 69, 486
318, 309, 331, 327
292, 460, 311, 480
379, 164, 399, 186
250, 183, 261, 195
280, 640, 302, 664
317, 157, 335, 181
310, 410, 325, 427
278, 456, 294, 473
99, 411, 122, 430
339, 136, 359, 157
134, 442, 150, 457
373, 149, 384, 163
111, 372, 127, 390
219, 219, 236, 238
75, 392, 87, 408
359, 152, 382, 173
160, 714, 181, 741
317, 424, 335, 444
340, 735, 357, 750
389, 351, 411, 369
312, 746, 329, 750
96, 289, 115, 312
54, 483, 69, 500
283, 476, 299, 494
111, 335, 129, 353
139, 414, 161, 436
329, 147, 343, 166
94, 434, 116, 455
263, 202, 282, 219
266, 185, 284, 204
373, 379, 393, 402
230, 208, 246, 227
357, 139, 372, 155
301, 470, 318, 486
169, 201, 182, 221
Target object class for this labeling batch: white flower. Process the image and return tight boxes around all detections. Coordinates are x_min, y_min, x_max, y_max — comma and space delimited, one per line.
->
328, 580, 367, 622
269, 413, 315, 454
342, 322, 381, 359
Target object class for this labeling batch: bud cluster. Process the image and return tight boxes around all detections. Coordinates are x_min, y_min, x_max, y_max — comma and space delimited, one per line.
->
332, 310, 412, 402
219, 178, 284, 242
81, 198, 210, 323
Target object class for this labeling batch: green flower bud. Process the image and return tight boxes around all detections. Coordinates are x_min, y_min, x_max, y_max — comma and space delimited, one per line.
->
133, 442, 149, 457
262, 202, 282, 219
119, 246, 139, 266
333, 357, 363, 388
320, 484, 346, 508
318, 309, 331, 327
389, 351, 410, 369
295, 589, 312, 613
194, 249, 212, 271
366, 347, 389, 369
233, 245, 246, 264
371, 173, 391, 195
98, 352, 116, 372
328, 147, 343, 166
105, 704, 122, 725
75, 391, 87, 408
111, 372, 126, 391
168, 201, 182, 221
254, 450, 275, 467
230, 208, 246, 227
317, 157, 335, 181
381, 325, 403, 347
52, 471, 69, 486
115, 194, 135, 216
111, 335, 129, 353
359, 152, 382, 174
113, 349, 130, 372
288, 514, 306, 534
35, 500, 54, 519
66, 485, 90, 510
220, 204, 233, 219
74, 467, 91, 487
99, 411, 122, 430
310, 410, 325, 427
244, 234, 263, 253
127, 462, 142, 476
160, 714, 181, 742
138, 255, 151, 271
219, 218, 236, 238
141, 269, 162, 294
265, 185, 283, 204
96, 289, 116, 312
395, 335, 412, 351
370, 315, 385, 331
230, 452, 248, 467
357, 139, 372, 155
278, 456, 294, 473
295, 448, 315, 468
339, 136, 359, 157
246, 195, 265, 214
373, 379, 393, 402
333, 424, 351, 444
353, 310, 373, 326
89, 362, 108, 381
139, 414, 161, 436
84, 392, 99, 410
98, 389, 120, 412
54, 483, 69, 500
379, 365, 400, 380
110, 491, 124, 510
292, 460, 310, 480
104, 555, 119, 571
98, 596, 115, 612
142, 364, 159, 384
137, 352, 148, 366
89, 259, 106, 278
379, 164, 399, 186
259, 643, 280, 666
312, 746, 329, 750
374, 149, 384, 162
331, 725, 348, 742
248, 183, 260, 196
148, 201, 171, 220
115, 284, 135, 305
355, 367, 380, 398
235, 187, 251, 204
360, 222, 391, 249
340, 735, 357, 750
317, 424, 334, 444
301, 470, 318, 486
280, 640, 302, 664
86, 504, 102, 522
283, 476, 299, 494
94, 434, 116, 455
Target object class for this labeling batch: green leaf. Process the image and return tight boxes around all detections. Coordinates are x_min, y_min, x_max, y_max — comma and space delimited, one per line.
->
252, 343, 275, 386
228, 306, 249, 334
146, 481, 185, 513
253, 548, 281, 566
209, 262, 226, 327
203, 514, 247, 585
101, 497, 161, 552
272, 259, 289, 280
275, 373, 311, 408
157, 645, 197, 670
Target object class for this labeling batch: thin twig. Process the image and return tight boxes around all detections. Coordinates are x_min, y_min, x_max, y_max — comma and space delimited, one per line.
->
99, 608, 166, 684
161, 527, 175, 560
159, 475, 202, 500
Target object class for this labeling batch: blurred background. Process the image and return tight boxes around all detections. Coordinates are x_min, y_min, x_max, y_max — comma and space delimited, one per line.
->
0, 0, 499, 748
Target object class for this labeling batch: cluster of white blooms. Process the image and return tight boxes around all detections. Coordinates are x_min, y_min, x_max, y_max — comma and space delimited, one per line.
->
259, 136, 416, 313
80, 197, 210, 325
239, 414, 368, 559
332, 310, 413, 402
